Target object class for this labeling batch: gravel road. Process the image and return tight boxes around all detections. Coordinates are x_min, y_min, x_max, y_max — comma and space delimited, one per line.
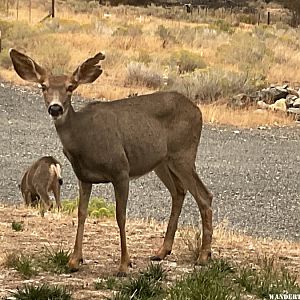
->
1, 82, 299, 241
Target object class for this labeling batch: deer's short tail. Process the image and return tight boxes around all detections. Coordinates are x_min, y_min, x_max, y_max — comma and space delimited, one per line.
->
50, 163, 63, 185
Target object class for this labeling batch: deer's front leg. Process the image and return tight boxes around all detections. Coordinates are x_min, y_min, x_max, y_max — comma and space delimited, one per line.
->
68, 181, 92, 272
113, 172, 130, 277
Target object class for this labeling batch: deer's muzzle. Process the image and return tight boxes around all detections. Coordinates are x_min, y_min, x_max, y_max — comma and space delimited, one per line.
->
48, 104, 63, 118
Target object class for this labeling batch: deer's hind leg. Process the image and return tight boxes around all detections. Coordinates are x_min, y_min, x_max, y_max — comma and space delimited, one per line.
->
152, 162, 186, 261
35, 187, 53, 216
52, 181, 62, 211
169, 161, 213, 265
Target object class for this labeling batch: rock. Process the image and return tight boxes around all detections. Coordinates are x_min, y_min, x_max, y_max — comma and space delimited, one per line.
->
287, 108, 300, 121
285, 94, 297, 108
257, 100, 269, 109
229, 93, 254, 108
259, 87, 288, 104
287, 88, 299, 97
269, 99, 287, 112
292, 98, 300, 108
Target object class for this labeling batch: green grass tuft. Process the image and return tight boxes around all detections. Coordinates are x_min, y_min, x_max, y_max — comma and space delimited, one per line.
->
236, 255, 300, 298
41, 245, 71, 274
12, 221, 24, 232
111, 264, 166, 300
168, 260, 240, 300
5, 283, 71, 300
4, 253, 37, 279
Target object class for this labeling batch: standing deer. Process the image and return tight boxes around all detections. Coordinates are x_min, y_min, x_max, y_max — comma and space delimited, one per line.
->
20, 156, 63, 212
9, 49, 213, 276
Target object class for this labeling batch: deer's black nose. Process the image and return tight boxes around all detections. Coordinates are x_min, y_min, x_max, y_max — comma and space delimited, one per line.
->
48, 104, 63, 117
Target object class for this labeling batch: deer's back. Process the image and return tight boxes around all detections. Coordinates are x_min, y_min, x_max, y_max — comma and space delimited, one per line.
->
22, 156, 61, 192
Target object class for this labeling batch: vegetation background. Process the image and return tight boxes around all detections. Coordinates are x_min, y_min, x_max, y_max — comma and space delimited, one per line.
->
1, 0, 300, 126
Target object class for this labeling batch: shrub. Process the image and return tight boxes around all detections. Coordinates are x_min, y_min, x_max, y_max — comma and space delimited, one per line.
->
113, 24, 143, 37
167, 68, 262, 103
156, 24, 176, 46
5, 284, 71, 300
62, 197, 115, 218
217, 31, 271, 72
213, 19, 235, 34
6, 21, 37, 41
169, 49, 206, 73
125, 62, 163, 88
27, 36, 71, 75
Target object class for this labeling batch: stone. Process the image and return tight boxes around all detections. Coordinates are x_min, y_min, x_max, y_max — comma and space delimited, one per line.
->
292, 98, 300, 108
229, 93, 254, 108
287, 88, 299, 97
257, 100, 269, 109
287, 107, 300, 121
259, 87, 288, 104
269, 98, 287, 112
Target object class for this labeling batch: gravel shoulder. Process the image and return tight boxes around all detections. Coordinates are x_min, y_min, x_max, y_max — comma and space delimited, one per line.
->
1, 82, 299, 241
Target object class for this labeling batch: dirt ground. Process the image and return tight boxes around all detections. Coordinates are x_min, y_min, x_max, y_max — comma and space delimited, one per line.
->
0, 205, 299, 299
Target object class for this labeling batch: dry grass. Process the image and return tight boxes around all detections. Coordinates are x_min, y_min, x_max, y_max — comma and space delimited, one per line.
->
0, 205, 299, 299
201, 103, 295, 128
1, 1, 299, 127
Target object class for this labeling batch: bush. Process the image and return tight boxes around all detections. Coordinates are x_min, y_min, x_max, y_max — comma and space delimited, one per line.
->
167, 68, 263, 102
125, 62, 164, 88
169, 49, 206, 73
213, 19, 235, 34
156, 24, 176, 46
27, 36, 71, 75
217, 31, 271, 72
62, 197, 115, 218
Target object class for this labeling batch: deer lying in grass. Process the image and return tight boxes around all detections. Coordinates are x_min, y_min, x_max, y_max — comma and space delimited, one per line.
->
10, 49, 213, 276
20, 156, 63, 212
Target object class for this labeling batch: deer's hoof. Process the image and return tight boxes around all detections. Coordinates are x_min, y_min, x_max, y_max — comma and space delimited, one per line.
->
150, 250, 171, 261
196, 251, 212, 266
150, 255, 163, 261
68, 257, 83, 272
116, 271, 127, 277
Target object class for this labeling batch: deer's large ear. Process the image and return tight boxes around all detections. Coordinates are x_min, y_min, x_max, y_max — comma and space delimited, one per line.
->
70, 52, 105, 86
9, 49, 47, 83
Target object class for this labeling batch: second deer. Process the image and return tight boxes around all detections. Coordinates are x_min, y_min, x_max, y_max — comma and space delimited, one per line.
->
20, 156, 63, 213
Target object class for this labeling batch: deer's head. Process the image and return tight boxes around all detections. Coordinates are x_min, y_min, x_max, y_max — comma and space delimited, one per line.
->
9, 49, 105, 121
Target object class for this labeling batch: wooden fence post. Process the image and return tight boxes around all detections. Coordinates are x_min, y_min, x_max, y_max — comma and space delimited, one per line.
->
16, 0, 19, 20
51, 0, 55, 18
29, 0, 31, 22
267, 11, 270, 25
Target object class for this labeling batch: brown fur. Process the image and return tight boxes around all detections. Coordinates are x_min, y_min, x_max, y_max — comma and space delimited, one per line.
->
10, 49, 213, 276
20, 156, 63, 211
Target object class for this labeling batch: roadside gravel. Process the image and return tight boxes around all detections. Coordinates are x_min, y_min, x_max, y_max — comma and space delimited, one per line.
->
1, 82, 299, 241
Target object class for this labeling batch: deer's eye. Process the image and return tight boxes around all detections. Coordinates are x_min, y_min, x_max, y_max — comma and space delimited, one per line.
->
38, 83, 48, 92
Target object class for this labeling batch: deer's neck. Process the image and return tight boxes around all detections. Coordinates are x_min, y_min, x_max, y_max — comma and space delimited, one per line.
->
53, 105, 77, 149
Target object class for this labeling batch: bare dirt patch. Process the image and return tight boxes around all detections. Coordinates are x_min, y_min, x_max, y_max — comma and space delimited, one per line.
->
0, 206, 299, 299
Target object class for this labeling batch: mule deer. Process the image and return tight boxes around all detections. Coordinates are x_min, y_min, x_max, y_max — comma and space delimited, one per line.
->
10, 49, 213, 276
20, 156, 63, 212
